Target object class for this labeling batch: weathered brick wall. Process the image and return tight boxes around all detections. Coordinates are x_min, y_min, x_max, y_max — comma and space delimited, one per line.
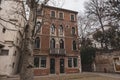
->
95, 51, 120, 73
33, 6, 80, 76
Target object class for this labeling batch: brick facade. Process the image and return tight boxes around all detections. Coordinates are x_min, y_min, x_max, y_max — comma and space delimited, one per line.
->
33, 5, 81, 76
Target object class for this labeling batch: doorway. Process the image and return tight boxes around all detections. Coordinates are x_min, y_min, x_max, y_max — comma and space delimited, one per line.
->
50, 58, 55, 74
60, 59, 64, 73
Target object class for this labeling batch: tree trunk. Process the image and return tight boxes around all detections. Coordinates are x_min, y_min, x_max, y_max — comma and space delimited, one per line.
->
20, 8, 35, 80
20, 1, 49, 80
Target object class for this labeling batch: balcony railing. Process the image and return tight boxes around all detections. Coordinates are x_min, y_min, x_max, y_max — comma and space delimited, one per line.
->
50, 48, 66, 55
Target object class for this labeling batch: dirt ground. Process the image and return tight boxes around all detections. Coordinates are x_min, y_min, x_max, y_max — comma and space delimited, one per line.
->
1, 72, 120, 80
35, 72, 120, 80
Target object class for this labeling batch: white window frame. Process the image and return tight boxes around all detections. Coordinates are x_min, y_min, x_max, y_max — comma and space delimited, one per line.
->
50, 10, 56, 18
70, 14, 75, 21
58, 11, 64, 19
68, 57, 78, 68
34, 56, 47, 68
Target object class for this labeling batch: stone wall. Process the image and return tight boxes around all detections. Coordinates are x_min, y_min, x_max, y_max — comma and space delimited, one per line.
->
94, 51, 120, 73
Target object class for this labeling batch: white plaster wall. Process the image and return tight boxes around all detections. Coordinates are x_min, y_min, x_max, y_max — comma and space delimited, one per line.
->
0, 0, 25, 75
0, 26, 4, 44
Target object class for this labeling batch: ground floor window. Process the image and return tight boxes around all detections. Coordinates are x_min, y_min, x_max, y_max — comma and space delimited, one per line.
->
0, 49, 9, 55
73, 58, 78, 67
34, 56, 46, 68
68, 57, 78, 68
68, 58, 72, 67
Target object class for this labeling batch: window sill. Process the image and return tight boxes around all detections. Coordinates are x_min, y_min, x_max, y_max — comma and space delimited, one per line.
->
70, 20, 76, 22
50, 17, 56, 19
34, 48, 40, 49
34, 68, 47, 69
58, 18, 64, 20
72, 49, 77, 51
68, 67, 78, 69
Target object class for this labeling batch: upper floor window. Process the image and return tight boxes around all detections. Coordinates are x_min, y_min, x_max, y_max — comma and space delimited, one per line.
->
35, 21, 41, 33
70, 14, 75, 21
37, 9, 43, 16
50, 38, 55, 48
0, 0, 2, 4
60, 39, 64, 49
34, 37, 40, 49
59, 25, 63, 34
2, 27, 6, 33
59, 12, 64, 19
51, 11, 56, 18
51, 24, 55, 34
12, 62, 15, 68
73, 40, 77, 50
72, 27, 75, 35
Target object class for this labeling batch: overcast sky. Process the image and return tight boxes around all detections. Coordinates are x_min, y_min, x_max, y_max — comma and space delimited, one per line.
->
62, 0, 89, 12
48, 0, 89, 12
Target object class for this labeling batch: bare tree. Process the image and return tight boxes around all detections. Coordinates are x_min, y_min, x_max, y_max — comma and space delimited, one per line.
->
85, 0, 108, 49
0, 0, 49, 80
78, 13, 96, 38
78, 13, 96, 48
105, 0, 120, 22
1, 0, 65, 80
20, 0, 50, 80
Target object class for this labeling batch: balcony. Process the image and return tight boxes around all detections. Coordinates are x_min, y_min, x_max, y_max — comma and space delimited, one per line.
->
50, 48, 66, 55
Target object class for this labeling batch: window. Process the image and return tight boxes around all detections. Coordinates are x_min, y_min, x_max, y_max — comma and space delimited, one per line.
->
60, 39, 64, 49
37, 10, 43, 15
0, 49, 9, 55
0, 0, 2, 4
72, 27, 75, 35
12, 62, 15, 68
34, 37, 40, 48
51, 24, 55, 34
13, 51, 17, 56
34, 56, 46, 68
59, 25, 63, 34
40, 57, 46, 68
16, 38, 19, 44
68, 58, 72, 67
68, 57, 78, 68
34, 56, 39, 67
70, 14, 75, 21
73, 40, 77, 50
51, 11, 55, 18
73, 58, 78, 67
59, 12, 64, 19
2, 27, 6, 33
35, 21, 41, 33
50, 38, 55, 48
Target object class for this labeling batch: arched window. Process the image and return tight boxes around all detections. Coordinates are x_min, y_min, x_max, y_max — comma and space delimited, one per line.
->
72, 27, 75, 35
60, 39, 64, 49
50, 38, 55, 48
35, 21, 41, 33
73, 40, 76, 50
34, 37, 40, 48
59, 25, 63, 34
51, 24, 55, 34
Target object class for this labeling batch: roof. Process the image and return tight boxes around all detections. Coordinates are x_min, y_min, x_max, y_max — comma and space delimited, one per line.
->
42, 5, 78, 14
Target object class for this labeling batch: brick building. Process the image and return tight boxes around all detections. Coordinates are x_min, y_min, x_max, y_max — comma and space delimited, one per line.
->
33, 5, 81, 76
